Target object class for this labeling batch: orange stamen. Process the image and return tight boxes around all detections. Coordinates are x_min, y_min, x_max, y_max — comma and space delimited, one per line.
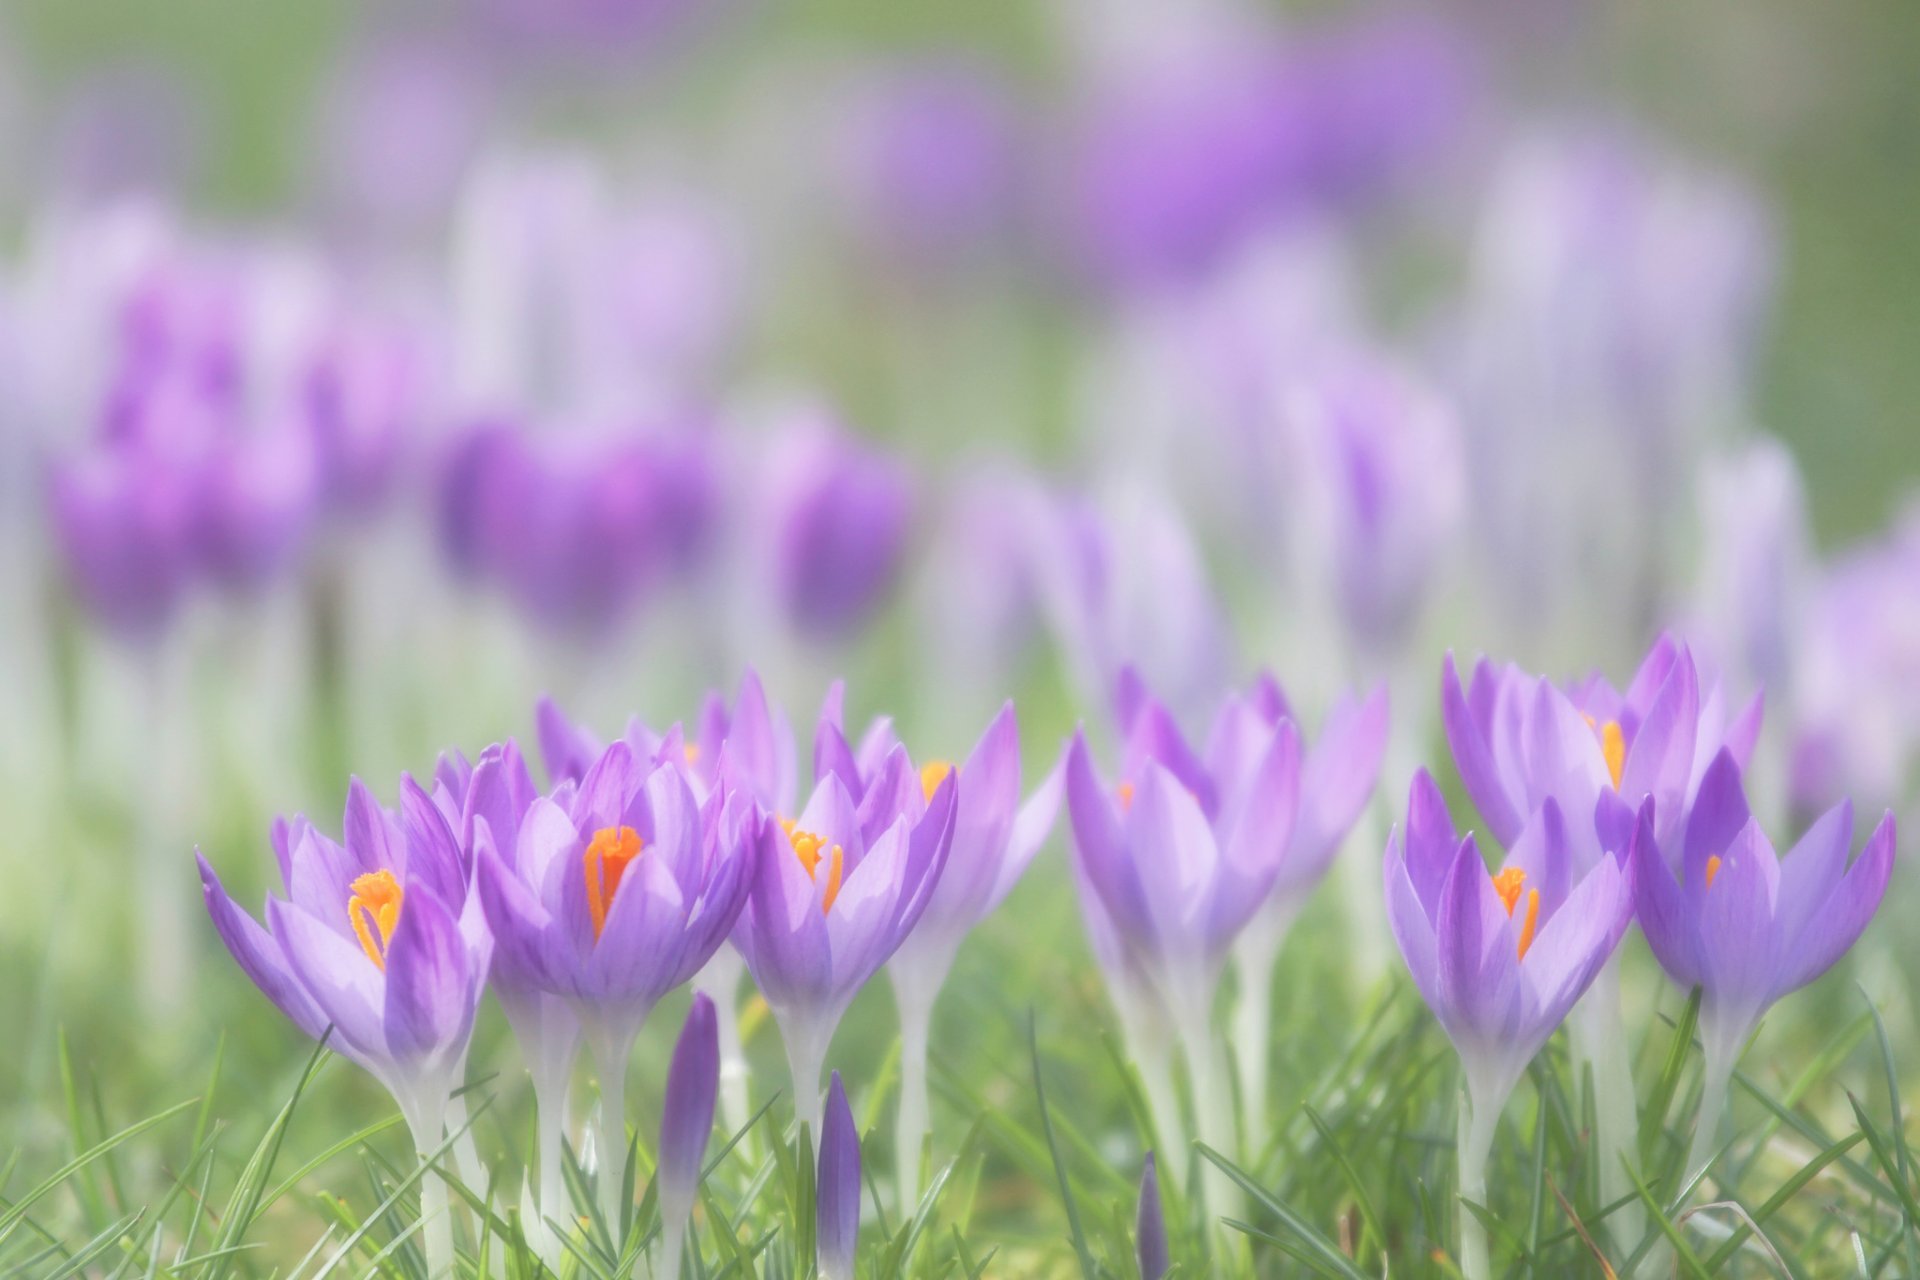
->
1491, 867, 1540, 961
1116, 781, 1136, 811
786, 825, 845, 914
683, 742, 701, 765
919, 761, 954, 803
583, 825, 644, 942
1704, 855, 1722, 890
347, 870, 404, 970
1600, 720, 1626, 790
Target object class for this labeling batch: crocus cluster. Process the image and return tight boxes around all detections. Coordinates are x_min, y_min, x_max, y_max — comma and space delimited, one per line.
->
1386, 635, 1895, 1280
199, 667, 1057, 1276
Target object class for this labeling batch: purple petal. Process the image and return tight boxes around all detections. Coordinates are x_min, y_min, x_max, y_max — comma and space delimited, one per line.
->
1434, 835, 1520, 1044
536, 697, 602, 786
198, 854, 328, 1042
382, 885, 478, 1067
1682, 750, 1751, 885
268, 895, 390, 1061
1632, 804, 1702, 990
1697, 821, 1782, 1008
1442, 653, 1522, 847
816, 1071, 861, 1275
1774, 812, 1895, 997
658, 992, 719, 1215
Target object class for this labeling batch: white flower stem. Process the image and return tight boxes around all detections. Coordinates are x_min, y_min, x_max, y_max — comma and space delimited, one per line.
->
695, 954, 750, 1136
894, 991, 934, 1213
590, 1034, 632, 1243
656, 1218, 686, 1280
1456, 1090, 1500, 1280
1569, 957, 1642, 1244
1114, 988, 1186, 1187
1170, 975, 1233, 1219
1228, 902, 1299, 1162
784, 1024, 829, 1145
402, 1094, 456, 1280
534, 1069, 573, 1248
1685, 1047, 1735, 1190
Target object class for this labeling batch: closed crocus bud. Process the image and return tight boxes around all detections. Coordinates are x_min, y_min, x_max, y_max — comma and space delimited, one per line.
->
656, 993, 719, 1280
816, 1072, 860, 1280
1136, 1152, 1169, 1280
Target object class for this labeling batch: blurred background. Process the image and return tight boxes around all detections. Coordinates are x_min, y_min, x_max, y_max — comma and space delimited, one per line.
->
2, 0, 1918, 1267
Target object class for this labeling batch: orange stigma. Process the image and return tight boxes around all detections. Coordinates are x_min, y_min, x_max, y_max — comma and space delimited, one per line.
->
919, 760, 954, 802
347, 870, 404, 970
583, 825, 644, 942
1600, 720, 1626, 790
683, 742, 701, 765
786, 825, 845, 914
1491, 867, 1541, 961
1116, 781, 1136, 811
1704, 854, 1722, 889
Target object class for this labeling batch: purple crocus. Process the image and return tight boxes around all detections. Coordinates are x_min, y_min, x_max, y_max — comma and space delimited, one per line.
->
1632, 754, 1895, 1178
731, 723, 957, 1136
814, 696, 1059, 1203
762, 415, 915, 642
1442, 635, 1762, 858
197, 771, 490, 1276
472, 738, 756, 1232
1064, 675, 1301, 1191
656, 992, 719, 1280
816, 1071, 860, 1280
1222, 671, 1389, 1149
1384, 770, 1635, 1280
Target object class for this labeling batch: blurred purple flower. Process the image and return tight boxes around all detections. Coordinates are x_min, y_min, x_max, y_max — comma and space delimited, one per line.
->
764, 417, 915, 642
1686, 439, 1811, 699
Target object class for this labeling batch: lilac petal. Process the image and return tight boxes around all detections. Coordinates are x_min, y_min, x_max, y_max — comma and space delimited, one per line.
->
1520, 856, 1631, 1039
934, 702, 1021, 923
1291, 683, 1388, 870
795, 772, 867, 862
1384, 836, 1444, 1015
1522, 678, 1610, 816
1697, 821, 1782, 1008
574, 740, 638, 835
1248, 670, 1294, 728
740, 817, 833, 1010
985, 753, 1061, 916
463, 742, 538, 860
268, 894, 391, 1060
643, 763, 706, 893
476, 838, 563, 994
1131, 762, 1228, 962
1632, 805, 1701, 989
1402, 769, 1458, 909
1505, 799, 1571, 922
825, 819, 913, 992
1620, 652, 1700, 845
1222, 721, 1302, 897
1723, 690, 1765, 769
1434, 835, 1520, 1043
536, 696, 602, 786
1774, 800, 1855, 945
400, 775, 467, 906
343, 777, 401, 875
383, 885, 477, 1067
814, 717, 864, 801
586, 852, 688, 1007
890, 770, 958, 941
854, 716, 901, 782
1622, 633, 1680, 717
1122, 699, 1218, 818
1683, 750, 1751, 886
1114, 665, 1150, 733
1136, 1152, 1170, 1280
730, 668, 798, 816
1774, 812, 1895, 997
287, 820, 362, 932
270, 817, 298, 891
1592, 788, 1639, 868
853, 744, 917, 856
197, 854, 328, 1042
1065, 732, 1153, 945
658, 993, 719, 1214
1442, 653, 1522, 847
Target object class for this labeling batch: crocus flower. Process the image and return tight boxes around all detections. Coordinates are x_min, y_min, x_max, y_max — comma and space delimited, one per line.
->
1136, 1152, 1170, 1280
198, 773, 490, 1277
731, 729, 956, 1135
1220, 671, 1388, 1148
656, 992, 719, 1280
813, 696, 1060, 1203
1442, 634, 1762, 857
1064, 677, 1301, 1192
816, 1071, 860, 1280
762, 415, 915, 642
1632, 753, 1895, 1178
1384, 770, 1634, 1280
472, 738, 756, 1232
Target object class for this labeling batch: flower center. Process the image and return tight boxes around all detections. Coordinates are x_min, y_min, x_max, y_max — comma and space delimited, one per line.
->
584, 825, 644, 941
1491, 866, 1540, 961
786, 824, 844, 914
919, 760, 953, 802
347, 869, 404, 970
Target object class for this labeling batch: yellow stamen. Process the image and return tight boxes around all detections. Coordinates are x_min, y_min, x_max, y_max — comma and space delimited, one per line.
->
347, 870, 404, 970
683, 742, 701, 765
785, 825, 846, 915
1705, 855, 1722, 889
1492, 866, 1527, 915
919, 760, 954, 803
583, 825, 644, 942
1116, 781, 1136, 811
1490, 867, 1540, 961
1516, 889, 1540, 961
1600, 720, 1626, 790
821, 844, 845, 914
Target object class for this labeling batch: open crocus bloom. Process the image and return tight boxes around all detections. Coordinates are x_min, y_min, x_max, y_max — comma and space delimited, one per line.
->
1384, 770, 1635, 1116
198, 771, 489, 1130
473, 739, 754, 1055
732, 757, 956, 1133
1442, 633, 1762, 856
1634, 750, 1895, 1071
